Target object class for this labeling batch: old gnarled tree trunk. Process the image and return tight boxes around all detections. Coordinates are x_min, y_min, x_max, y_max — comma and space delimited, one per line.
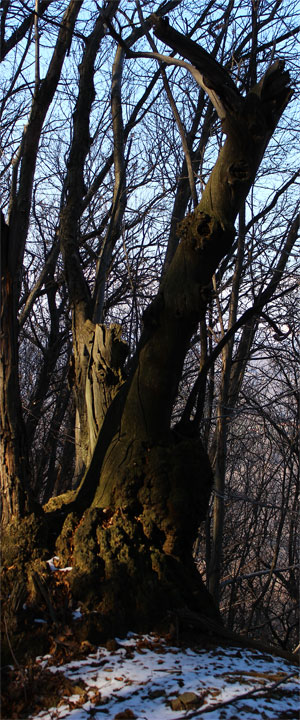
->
45, 45, 292, 638
1, 15, 292, 656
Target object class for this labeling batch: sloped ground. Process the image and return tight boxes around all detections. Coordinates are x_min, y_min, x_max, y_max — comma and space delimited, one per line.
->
3, 632, 299, 719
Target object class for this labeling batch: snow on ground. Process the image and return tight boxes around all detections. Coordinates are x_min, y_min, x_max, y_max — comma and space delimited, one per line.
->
32, 633, 299, 720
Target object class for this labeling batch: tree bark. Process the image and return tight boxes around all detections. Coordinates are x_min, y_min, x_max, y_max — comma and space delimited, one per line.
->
1, 17, 293, 649
41, 54, 292, 639
0, 0, 83, 527
58, 2, 122, 477
70, 320, 128, 479
0, 214, 31, 524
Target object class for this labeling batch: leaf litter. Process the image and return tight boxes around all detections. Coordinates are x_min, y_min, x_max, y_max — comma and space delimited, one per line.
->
2, 633, 299, 719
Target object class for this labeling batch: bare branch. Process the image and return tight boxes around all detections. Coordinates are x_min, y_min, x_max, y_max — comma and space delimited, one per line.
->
0, 0, 52, 61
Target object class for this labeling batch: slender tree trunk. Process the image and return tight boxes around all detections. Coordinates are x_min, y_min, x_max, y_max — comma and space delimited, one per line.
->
207, 212, 299, 602
57, 2, 122, 477
0, 215, 30, 525
0, 1, 83, 527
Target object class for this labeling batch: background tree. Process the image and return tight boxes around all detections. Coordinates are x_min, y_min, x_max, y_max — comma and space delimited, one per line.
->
1, 0, 299, 657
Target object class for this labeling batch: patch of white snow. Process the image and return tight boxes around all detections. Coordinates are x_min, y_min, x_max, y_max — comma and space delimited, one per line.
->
30, 633, 300, 720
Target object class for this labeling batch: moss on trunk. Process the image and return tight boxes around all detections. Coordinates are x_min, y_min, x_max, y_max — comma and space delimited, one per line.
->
43, 429, 217, 645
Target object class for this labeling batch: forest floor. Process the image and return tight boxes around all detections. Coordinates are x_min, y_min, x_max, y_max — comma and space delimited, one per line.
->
2, 556, 299, 719
2, 628, 299, 720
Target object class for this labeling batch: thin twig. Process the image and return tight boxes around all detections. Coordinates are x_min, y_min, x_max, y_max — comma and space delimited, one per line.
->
4, 616, 20, 668
175, 671, 297, 718
4, 616, 28, 702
